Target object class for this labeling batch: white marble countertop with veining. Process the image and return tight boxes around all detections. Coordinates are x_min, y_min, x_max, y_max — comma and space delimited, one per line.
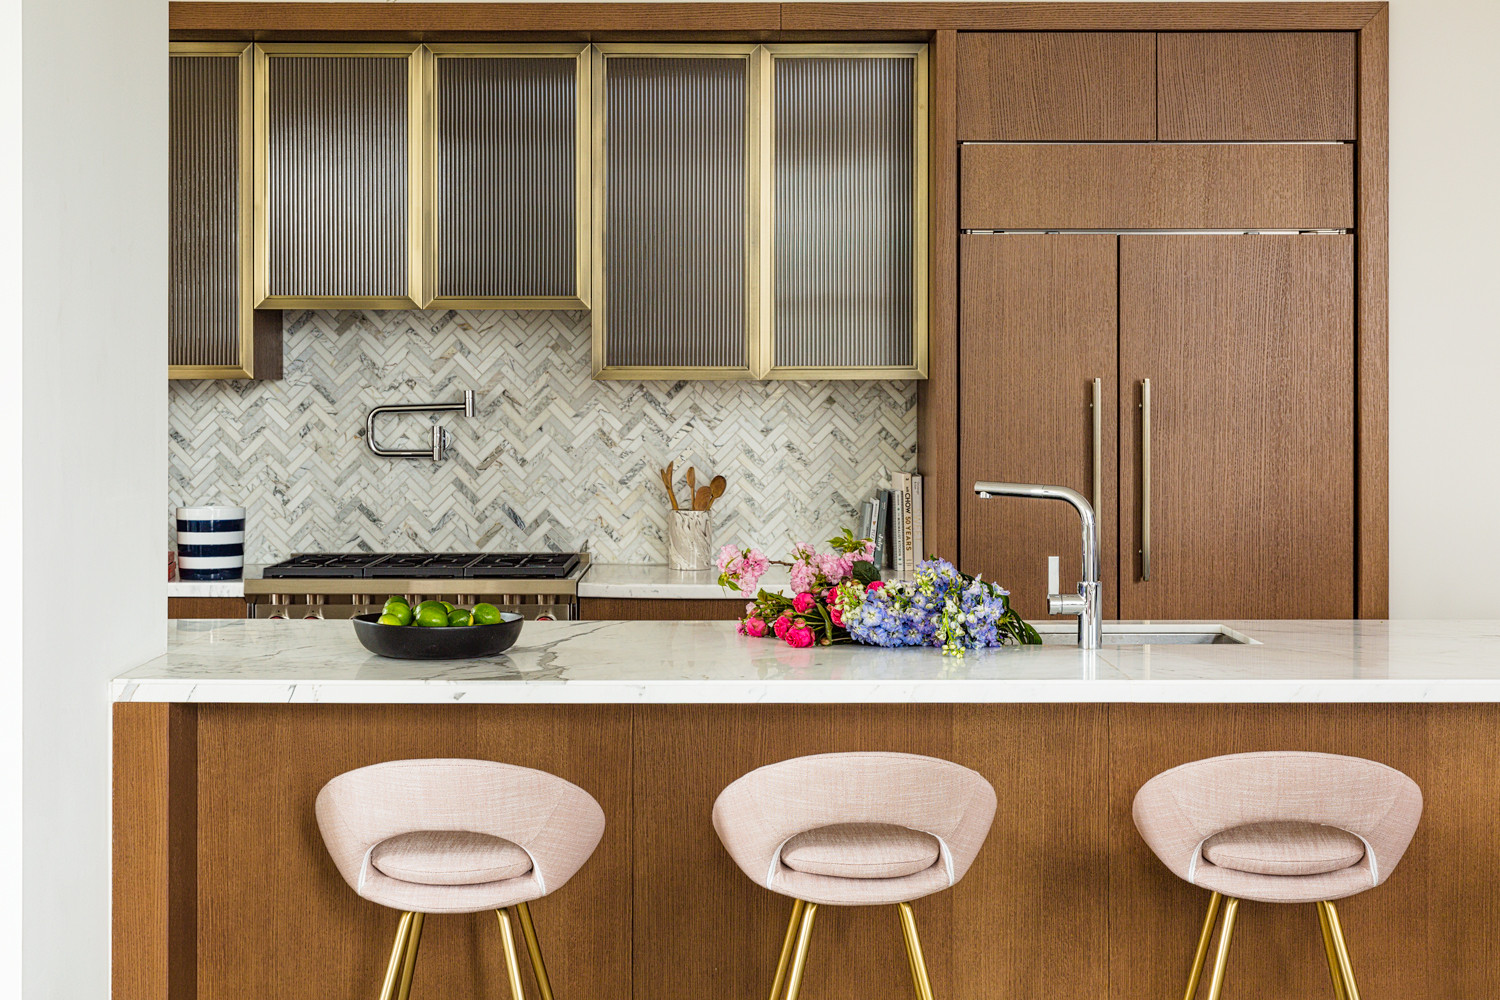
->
111, 619, 1500, 705
167, 565, 263, 599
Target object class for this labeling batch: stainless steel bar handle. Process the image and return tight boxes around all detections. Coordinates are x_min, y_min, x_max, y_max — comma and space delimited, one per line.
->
1091, 378, 1103, 524
1140, 378, 1152, 582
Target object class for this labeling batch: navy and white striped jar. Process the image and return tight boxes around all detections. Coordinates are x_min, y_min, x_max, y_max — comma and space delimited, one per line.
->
175, 506, 245, 581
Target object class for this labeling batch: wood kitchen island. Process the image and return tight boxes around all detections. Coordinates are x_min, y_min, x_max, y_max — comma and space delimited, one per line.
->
113, 619, 1500, 1000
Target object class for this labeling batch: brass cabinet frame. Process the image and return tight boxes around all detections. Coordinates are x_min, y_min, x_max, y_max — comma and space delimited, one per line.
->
169, 41, 261, 378
762, 43, 929, 380
591, 43, 765, 380
253, 43, 428, 310
424, 43, 592, 311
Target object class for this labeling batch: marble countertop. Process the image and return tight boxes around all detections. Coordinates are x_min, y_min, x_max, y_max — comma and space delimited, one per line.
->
167, 565, 262, 599
577, 563, 779, 600
111, 619, 1500, 705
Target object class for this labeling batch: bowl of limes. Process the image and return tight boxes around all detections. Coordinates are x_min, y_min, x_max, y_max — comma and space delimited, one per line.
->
351, 596, 525, 659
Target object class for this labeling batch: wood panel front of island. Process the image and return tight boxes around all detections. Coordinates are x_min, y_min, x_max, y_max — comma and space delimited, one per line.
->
115, 700, 1497, 1000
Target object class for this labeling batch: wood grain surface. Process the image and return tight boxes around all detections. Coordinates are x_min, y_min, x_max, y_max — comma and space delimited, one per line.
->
958, 234, 1119, 621
1158, 32, 1356, 140
958, 33, 1155, 141
1356, 9, 1389, 618
1117, 235, 1355, 620
961, 142, 1355, 231
167, 597, 249, 620
578, 597, 746, 621
781, 3, 1385, 31
170, 2, 783, 33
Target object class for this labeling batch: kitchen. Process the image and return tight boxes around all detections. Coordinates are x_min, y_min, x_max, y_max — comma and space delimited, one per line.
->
12, 2, 1500, 1000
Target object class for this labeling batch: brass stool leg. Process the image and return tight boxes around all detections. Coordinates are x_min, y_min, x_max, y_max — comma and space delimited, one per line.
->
497, 908, 528, 1000
395, 912, 424, 1000
783, 902, 819, 1000
767, 900, 808, 1000
1323, 901, 1363, 1000
1182, 892, 1224, 1000
1204, 897, 1240, 1000
1317, 902, 1350, 1000
516, 901, 556, 1000
897, 902, 936, 1000
377, 912, 416, 1000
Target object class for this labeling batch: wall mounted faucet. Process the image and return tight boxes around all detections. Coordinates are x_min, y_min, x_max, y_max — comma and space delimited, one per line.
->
366, 390, 477, 461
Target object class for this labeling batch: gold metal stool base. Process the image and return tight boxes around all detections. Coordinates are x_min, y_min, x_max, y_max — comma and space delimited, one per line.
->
375, 900, 555, 1000
765, 898, 936, 1000
1180, 891, 1363, 1000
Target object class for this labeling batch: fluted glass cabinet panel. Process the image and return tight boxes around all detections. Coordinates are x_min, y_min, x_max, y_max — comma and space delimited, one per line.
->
169, 43, 276, 379
593, 47, 759, 378
256, 45, 423, 309
768, 46, 927, 379
429, 46, 590, 308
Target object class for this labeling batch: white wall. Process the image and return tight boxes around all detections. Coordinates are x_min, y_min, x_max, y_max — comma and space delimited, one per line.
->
20, 3, 165, 1000
1387, 0, 1500, 616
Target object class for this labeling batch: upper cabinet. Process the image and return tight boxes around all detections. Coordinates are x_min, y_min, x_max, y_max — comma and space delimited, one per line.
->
592, 43, 928, 380
427, 44, 591, 309
592, 45, 760, 379
255, 44, 426, 309
957, 33, 1154, 141
1157, 33, 1356, 141
169, 42, 280, 379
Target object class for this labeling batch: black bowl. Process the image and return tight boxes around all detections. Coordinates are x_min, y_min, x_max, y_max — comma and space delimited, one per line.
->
351, 612, 525, 660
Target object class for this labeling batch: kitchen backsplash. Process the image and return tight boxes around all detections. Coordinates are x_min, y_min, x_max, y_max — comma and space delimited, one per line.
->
168, 309, 917, 564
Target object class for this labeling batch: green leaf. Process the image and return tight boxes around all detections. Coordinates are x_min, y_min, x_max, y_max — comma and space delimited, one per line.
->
851, 560, 881, 586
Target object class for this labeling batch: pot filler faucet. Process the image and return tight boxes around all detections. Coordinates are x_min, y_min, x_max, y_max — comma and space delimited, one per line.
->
973, 482, 1102, 650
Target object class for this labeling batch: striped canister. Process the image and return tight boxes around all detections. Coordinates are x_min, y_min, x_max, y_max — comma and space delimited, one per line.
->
175, 505, 245, 581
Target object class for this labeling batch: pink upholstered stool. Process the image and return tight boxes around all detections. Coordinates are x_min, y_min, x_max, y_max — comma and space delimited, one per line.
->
315, 758, 605, 1000
1133, 751, 1422, 1000
713, 752, 997, 1000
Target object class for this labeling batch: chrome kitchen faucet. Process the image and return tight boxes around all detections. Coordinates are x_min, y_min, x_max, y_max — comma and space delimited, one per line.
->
366, 390, 477, 461
973, 482, 1102, 650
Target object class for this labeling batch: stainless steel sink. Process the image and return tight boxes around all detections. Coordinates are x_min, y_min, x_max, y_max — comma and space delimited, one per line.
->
1035, 624, 1254, 646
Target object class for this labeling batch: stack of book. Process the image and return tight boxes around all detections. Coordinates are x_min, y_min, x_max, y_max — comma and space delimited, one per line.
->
857, 473, 924, 580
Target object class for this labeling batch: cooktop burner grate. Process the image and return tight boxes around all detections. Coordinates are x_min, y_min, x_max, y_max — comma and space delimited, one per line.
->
261, 552, 583, 580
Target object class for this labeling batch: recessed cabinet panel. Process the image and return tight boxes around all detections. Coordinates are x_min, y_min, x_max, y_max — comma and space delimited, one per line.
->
429, 46, 590, 308
169, 43, 279, 379
768, 47, 926, 378
594, 48, 757, 378
256, 45, 423, 309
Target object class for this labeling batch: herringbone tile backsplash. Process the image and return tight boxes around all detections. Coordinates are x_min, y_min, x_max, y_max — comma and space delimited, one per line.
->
168, 310, 917, 564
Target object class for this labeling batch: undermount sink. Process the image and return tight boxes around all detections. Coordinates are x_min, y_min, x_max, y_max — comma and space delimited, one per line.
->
1035, 624, 1254, 646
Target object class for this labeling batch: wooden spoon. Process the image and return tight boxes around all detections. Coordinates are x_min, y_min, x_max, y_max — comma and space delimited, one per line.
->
686, 467, 696, 503
707, 475, 726, 509
694, 486, 713, 512
662, 462, 678, 510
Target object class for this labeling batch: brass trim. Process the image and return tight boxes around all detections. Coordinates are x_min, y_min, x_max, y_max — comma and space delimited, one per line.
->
767, 900, 807, 1000
514, 901, 556, 1000
495, 909, 527, 1000
253, 43, 427, 310
761, 43, 929, 381
896, 902, 935, 1000
591, 43, 762, 381
423, 43, 593, 311
169, 42, 260, 380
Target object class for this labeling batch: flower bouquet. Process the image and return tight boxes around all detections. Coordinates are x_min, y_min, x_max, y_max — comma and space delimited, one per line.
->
718, 532, 1041, 652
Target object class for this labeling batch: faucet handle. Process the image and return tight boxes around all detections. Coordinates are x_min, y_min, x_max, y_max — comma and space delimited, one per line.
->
1049, 590, 1087, 616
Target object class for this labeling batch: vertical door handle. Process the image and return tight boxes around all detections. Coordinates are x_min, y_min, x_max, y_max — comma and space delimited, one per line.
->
1091, 378, 1103, 523
1140, 378, 1152, 582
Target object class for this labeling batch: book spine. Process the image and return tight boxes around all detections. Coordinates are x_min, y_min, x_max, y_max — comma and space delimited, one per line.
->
900, 475, 915, 578
874, 491, 890, 569
892, 473, 910, 577
859, 499, 874, 549
911, 473, 924, 567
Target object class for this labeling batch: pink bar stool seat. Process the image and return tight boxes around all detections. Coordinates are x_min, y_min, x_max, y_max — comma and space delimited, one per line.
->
714, 752, 997, 1000
1133, 751, 1422, 1000
316, 758, 605, 1000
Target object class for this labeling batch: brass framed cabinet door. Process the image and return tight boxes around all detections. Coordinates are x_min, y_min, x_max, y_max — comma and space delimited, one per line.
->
764, 45, 927, 380
592, 44, 761, 379
169, 42, 280, 379
426, 44, 592, 310
1118, 235, 1355, 620
255, 44, 426, 309
959, 234, 1118, 622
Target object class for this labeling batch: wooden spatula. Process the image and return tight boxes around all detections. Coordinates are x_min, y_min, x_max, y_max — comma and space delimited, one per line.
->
661, 463, 678, 510
707, 475, 726, 509
694, 486, 713, 512
686, 467, 696, 503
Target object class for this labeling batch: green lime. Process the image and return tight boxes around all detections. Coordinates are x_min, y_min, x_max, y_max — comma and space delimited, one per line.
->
415, 600, 446, 616
377, 613, 405, 626
415, 605, 449, 628
382, 603, 413, 626
447, 609, 472, 627
384, 595, 410, 610
439, 600, 455, 613
471, 603, 502, 625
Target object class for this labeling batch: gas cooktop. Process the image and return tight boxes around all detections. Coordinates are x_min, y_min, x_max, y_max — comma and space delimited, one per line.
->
261, 553, 583, 580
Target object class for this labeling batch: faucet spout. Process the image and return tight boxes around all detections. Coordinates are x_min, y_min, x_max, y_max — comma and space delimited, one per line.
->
973, 481, 1103, 649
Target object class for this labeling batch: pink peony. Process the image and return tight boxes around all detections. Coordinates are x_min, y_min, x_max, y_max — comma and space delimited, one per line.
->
789, 560, 817, 594
772, 615, 792, 640
866, 580, 885, 592
792, 591, 815, 614
829, 606, 843, 627
786, 624, 815, 648
743, 616, 768, 638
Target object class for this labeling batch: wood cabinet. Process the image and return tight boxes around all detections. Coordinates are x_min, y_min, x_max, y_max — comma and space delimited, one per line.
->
168, 597, 250, 620
959, 235, 1118, 622
255, 44, 426, 309
1117, 235, 1354, 619
1158, 32, 1356, 140
578, 597, 746, 621
169, 42, 280, 379
956, 33, 1155, 141
426, 44, 591, 309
